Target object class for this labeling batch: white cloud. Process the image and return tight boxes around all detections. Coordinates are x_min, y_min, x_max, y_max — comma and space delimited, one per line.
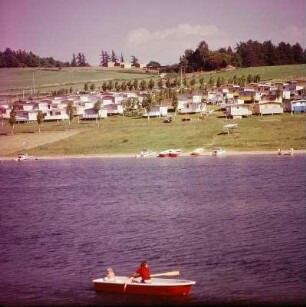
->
124, 23, 233, 65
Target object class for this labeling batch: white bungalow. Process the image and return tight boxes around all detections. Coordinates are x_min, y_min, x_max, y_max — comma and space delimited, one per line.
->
44, 109, 69, 121
81, 108, 107, 120
253, 102, 284, 115
15, 110, 37, 122
142, 105, 168, 117
225, 104, 252, 119
102, 104, 123, 115
284, 100, 306, 113
178, 102, 206, 114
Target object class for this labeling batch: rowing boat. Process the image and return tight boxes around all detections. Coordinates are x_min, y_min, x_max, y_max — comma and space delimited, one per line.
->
92, 276, 196, 296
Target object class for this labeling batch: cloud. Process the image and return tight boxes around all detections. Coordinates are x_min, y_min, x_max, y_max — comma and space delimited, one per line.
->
124, 23, 232, 65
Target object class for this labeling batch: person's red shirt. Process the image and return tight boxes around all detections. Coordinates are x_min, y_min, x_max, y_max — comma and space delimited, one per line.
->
136, 266, 151, 280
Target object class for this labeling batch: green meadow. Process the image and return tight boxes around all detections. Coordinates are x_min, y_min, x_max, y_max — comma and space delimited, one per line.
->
1, 111, 305, 157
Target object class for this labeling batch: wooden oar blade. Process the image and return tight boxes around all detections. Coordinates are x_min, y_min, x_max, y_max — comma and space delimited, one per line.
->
151, 270, 180, 277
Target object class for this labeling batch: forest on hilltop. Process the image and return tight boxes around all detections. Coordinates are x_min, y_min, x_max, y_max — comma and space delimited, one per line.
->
0, 40, 305, 71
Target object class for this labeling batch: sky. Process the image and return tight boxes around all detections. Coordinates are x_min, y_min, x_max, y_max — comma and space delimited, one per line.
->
0, 0, 305, 66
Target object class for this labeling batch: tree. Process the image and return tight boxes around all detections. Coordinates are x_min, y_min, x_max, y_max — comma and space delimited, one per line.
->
90, 83, 95, 92
111, 50, 118, 64
292, 43, 304, 63
125, 97, 139, 116
71, 53, 77, 67
114, 81, 120, 92
121, 81, 127, 91
37, 110, 45, 133
100, 50, 109, 66
157, 78, 163, 89
139, 80, 147, 91
9, 106, 17, 135
66, 102, 75, 127
190, 78, 196, 89
208, 77, 214, 87
84, 83, 89, 92
133, 79, 139, 90
94, 101, 102, 126
102, 81, 107, 92
199, 77, 204, 89
142, 93, 154, 121
131, 55, 139, 66
107, 80, 113, 91
172, 91, 178, 119
148, 78, 155, 91
120, 52, 124, 63
147, 61, 161, 68
76, 52, 88, 67
247, 74, 253, 84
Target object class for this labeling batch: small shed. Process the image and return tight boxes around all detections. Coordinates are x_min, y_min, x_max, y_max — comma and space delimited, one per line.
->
225, 104, 252, 119
253, 102, 283, 115
143, 105, 168, 117
286, 100, 306, 113
81, 108, 107, 119
178, 102, 206, 114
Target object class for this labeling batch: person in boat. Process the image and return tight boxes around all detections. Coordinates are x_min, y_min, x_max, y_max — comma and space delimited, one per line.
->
130, 261, 152, 283
104, 267, 115, 281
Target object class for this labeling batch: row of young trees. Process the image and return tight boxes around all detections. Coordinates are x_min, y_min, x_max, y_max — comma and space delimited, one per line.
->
179, 40, 305, 73
80, 72, 261, 93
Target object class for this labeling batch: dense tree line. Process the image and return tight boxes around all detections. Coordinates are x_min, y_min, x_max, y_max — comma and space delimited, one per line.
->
0, 48, 70, 68
1, 39, 305, 70
179, 40, 305, 73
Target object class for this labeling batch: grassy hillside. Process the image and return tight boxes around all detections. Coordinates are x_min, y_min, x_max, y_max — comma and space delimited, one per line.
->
0, 67, 158, 96
186, 64, 306, 84
0, 64, 305, 98
1, 110, 305, 157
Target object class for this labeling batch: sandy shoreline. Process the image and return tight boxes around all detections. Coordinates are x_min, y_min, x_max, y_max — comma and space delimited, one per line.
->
1, 150, 305, 161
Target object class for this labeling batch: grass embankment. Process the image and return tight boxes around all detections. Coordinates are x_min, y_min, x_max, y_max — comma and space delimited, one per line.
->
1, 111, 305, 157
0, 64, 305, 98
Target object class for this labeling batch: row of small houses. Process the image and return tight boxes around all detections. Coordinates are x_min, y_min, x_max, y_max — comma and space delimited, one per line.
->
0, 81, 305, 122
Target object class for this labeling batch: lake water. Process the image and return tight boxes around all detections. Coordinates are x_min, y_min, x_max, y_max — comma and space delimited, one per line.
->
0, 155, 305, 307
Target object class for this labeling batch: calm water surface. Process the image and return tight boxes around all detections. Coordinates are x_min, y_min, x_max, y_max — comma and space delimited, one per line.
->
0, 155, 305, 306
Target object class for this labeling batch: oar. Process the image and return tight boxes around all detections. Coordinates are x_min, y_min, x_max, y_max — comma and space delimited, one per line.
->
123, 270, 180, 293
151, 270, 180, 277
123, 277, 133, 293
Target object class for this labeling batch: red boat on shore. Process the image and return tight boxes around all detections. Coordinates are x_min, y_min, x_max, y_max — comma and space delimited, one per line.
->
92, 276, 196, 296
158, 149, 182, 158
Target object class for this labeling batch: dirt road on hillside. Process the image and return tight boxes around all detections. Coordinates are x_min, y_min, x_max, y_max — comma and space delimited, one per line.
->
0, 130, 81, 156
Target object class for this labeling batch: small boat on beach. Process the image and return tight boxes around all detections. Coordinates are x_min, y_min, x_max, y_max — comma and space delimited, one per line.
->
169, 149, 182, 157
211, 147, 225, 157
158, 150, 171, 157
13, 153, 37, 161
136, 149, 157, 158
277, 148, 294, 156
92, 276, 196, 296
158, 149, 181, 158
191, 148, 204, 156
